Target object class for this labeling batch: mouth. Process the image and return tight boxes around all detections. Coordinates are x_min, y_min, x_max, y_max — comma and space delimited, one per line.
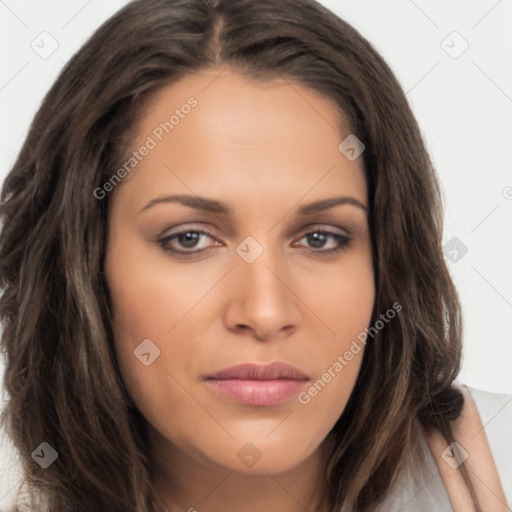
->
204, 362, 310, 406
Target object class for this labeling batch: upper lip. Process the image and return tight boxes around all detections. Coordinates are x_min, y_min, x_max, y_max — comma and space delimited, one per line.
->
206, 362, 310, 381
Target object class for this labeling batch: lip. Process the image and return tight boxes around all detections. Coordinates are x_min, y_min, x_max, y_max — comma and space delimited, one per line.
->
205, 362, 310, 406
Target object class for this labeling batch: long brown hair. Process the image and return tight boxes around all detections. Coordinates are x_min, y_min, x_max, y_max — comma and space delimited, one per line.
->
0, 0, 478, 510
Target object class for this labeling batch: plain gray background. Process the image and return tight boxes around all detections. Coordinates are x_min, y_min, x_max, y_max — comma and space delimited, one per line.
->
1, 0, 512, 506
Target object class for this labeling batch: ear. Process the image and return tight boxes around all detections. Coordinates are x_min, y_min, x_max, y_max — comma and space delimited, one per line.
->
425, 384, 509, 512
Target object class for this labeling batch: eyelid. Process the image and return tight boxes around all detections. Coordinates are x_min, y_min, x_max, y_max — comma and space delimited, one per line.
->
293, 223, 350, 238
159, 222, 221, 239
160, 222, 350, 243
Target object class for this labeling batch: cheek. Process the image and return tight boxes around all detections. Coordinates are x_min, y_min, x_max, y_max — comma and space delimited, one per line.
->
104, 236, 218, 416
105, 234, 216, 347
299, 248, 375, 344
105, 270, 193, 438
295, 254, 374, 416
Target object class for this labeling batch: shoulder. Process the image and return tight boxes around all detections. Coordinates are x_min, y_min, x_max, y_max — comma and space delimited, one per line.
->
425, 382, 512, 512
461, 384, 512, 507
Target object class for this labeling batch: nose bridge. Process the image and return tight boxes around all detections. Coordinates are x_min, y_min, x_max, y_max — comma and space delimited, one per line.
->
225, 236, 300, 338
237, 237, 290, 308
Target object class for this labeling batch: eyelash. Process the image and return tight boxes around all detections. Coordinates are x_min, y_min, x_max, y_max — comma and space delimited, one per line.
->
158, 227, 352, 258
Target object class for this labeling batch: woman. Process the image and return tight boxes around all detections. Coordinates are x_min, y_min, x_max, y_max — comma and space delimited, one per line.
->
0, 0, 510, 511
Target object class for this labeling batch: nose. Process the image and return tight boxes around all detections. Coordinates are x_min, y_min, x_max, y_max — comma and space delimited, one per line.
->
223, 250, 301, 341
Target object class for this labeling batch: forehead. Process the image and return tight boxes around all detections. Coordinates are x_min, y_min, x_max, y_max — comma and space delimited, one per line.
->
140, 68, 352, 136
113, 69, 367, 211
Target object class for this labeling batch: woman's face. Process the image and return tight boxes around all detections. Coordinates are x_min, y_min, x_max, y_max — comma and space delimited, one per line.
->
105, 69, 375, 475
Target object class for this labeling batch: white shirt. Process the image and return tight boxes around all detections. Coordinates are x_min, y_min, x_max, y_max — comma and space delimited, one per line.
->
378, 384, 512, 511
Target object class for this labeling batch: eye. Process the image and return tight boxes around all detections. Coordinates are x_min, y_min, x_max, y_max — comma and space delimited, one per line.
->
159, 229, 218, 257
294, 229, 352, 254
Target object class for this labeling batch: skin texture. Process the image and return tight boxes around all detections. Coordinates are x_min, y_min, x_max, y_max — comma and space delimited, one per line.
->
104, 69, 375, 511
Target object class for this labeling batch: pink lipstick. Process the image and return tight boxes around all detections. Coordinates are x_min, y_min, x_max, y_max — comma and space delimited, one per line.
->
205, 362, 309, 406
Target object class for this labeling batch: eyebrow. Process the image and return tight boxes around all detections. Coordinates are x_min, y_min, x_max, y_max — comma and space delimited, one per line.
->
138, 194, 368, 215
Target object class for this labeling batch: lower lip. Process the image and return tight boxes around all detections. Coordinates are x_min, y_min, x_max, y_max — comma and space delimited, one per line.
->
205, 378, 308, 406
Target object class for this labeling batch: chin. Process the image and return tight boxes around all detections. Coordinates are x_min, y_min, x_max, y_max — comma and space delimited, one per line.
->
196, 435, 322, 475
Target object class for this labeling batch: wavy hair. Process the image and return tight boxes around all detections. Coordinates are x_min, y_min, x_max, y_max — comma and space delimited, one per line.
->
0, 0, 478, 510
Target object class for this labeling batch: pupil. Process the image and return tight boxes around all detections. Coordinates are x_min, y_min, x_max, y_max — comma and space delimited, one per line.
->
179, 232, 199, 247
309, 232, 326, 248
